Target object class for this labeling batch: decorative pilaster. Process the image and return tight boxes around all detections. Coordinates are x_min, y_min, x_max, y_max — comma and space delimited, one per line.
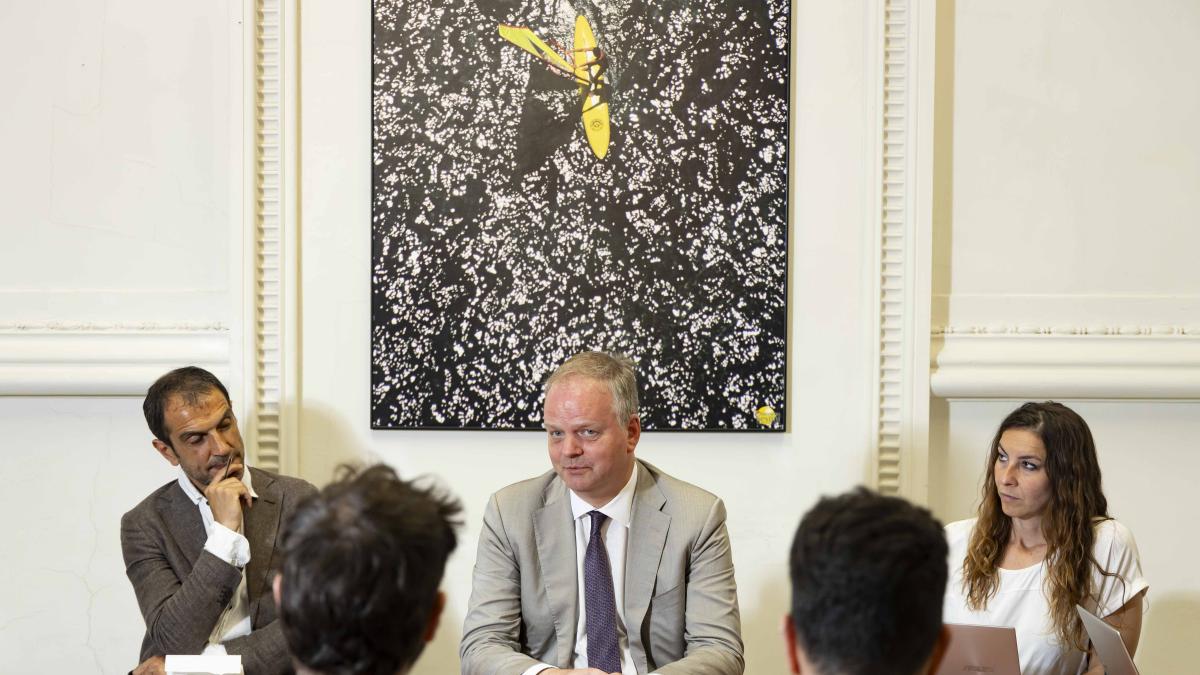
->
872, 0, 934, 499
249, 0, 297, 473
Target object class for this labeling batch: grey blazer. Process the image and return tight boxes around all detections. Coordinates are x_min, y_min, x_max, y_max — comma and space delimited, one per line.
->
460, 460, 744, 675
120, 467, 317, 675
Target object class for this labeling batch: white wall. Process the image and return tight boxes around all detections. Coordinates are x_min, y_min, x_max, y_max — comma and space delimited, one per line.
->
0, 1, 244, 673
0, 398, 179, 672
935, 0, 1200, 325
0, 0, 240, 324
930, 1, 1200, 672
297, 1, 878, 673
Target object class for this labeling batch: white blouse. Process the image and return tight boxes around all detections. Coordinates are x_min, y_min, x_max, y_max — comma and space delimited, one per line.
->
943, 518, 1148, 675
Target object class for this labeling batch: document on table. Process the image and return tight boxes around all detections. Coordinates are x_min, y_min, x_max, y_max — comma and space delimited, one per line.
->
165, 654, 243, 675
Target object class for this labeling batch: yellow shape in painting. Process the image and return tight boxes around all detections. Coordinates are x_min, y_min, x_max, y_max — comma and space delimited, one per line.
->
573, 15, 610, 159
755, 406, 777, 427
497, 25, 574, 73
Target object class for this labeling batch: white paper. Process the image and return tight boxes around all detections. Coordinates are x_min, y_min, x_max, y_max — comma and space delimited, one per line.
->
165, 654, 243, 675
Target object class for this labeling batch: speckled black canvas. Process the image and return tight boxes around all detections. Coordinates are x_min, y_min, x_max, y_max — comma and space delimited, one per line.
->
371, 0, 789, 430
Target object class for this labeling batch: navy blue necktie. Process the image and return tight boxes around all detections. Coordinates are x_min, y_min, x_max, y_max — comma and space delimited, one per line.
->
585, 510, 621, 672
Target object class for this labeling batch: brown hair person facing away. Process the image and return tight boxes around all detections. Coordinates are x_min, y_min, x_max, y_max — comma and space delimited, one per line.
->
274, 463, 462, 675
785, 487, 950, 675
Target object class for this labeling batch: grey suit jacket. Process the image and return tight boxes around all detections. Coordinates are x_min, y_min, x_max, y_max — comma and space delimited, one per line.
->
460, 460, 744, 675
120, 467, 317, 675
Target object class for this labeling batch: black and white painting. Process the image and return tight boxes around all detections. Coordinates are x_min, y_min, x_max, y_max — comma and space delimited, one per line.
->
372, 0, 790, 430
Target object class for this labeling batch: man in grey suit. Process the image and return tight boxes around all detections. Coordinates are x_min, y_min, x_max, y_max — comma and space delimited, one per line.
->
121, 367, 317, 675
460, 351, 744, 675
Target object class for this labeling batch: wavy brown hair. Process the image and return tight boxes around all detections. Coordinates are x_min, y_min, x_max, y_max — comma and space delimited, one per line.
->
961, 401, 1115, 650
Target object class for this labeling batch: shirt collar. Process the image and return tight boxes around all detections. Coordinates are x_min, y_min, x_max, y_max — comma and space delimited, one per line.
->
569, 461, 639, 529
176, 462, 258, 506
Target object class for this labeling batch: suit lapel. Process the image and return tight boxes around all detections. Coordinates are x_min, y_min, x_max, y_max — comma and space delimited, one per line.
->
624, 461, 670, 671
533, 478, 579, 668
160, 482, 207, 569
243, 467, 282, 622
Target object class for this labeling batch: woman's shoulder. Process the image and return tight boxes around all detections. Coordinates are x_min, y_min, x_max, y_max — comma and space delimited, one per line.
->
1092, 517, 1139, 553
944, 517, 978, 547
945, 517, 977, 533
1089, 517, 1148, 613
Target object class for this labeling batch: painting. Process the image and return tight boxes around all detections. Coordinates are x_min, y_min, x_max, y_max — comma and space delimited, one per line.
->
372, 0, 790, 430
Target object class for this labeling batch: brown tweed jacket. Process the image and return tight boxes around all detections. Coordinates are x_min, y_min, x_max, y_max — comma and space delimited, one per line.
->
120, 466, 317, 675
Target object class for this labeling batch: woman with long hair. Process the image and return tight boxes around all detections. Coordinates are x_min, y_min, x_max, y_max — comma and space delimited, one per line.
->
943, 402, 1148, 674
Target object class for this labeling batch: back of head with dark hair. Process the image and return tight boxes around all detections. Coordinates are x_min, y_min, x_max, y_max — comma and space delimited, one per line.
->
278, 464, 462, 675
789, 487, 948, 675
143, 366, 231, 446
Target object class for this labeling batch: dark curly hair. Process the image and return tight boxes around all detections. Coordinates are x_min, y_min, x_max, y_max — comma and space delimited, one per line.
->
278, 464, 462, 675
789, 487, 948, 675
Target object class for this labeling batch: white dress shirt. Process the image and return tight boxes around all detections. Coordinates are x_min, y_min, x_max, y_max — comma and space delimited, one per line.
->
524, 463, 641, 675
176, 464, 257, 654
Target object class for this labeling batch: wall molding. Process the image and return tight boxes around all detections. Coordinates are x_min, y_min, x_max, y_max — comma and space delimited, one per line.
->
0, 328, 230, 395
935, 324, 1200, 336
870, 0, 936, 500
0, 322, 227, 332
246, 0, 298, 474
933, 293, 1200, 329
931, 331, 1200, 399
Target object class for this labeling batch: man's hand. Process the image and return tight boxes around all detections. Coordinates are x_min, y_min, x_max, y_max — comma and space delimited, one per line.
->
543, 669, 620, 675
130, 655, 165, 675
204, 460, 251, 531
